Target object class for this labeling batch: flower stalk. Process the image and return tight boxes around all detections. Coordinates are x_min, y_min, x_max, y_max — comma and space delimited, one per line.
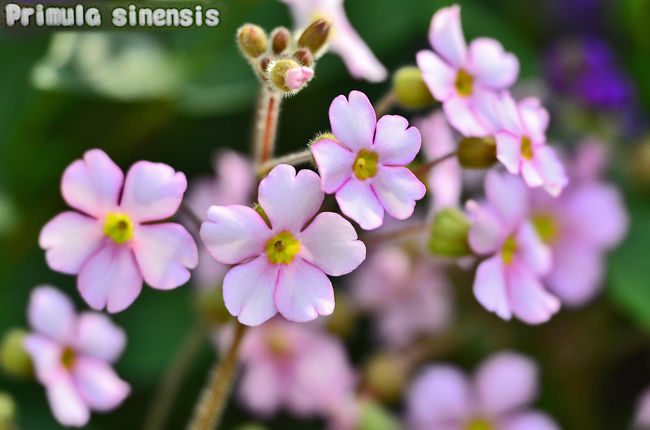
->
257, 149, 313, 177
254, 88, 282, 165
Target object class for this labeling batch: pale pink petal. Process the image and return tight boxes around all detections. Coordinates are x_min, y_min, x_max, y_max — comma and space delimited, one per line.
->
373, 115, 422, 165
310, 139, 355, 193
23, 334, 63, 384
416, 50, 456, 101
329, 91, 376, 152
239, 360, 284, 415
39, 212, 105, 275
132, 223, 198, 290
298, 212, 366, 276
429, 5, 467, 67
335, 179, 384, 230
468, 37, 519, 89
635, 388, 650, 427
258, 165, 324, 231
407, 365, 471, 427
75, 312, 126, 363
372, 166, 426, 220
201, 205, 270, 265
443, 97, 492, 137
77, 243, 143, 313
222, 256, 279, 326
519, 98, 549, 143
61, 149, 123, 218
286, 66, 314, 90
473, 256, 512, 320
485, 170, 530, 229
120, 161, 187, 222
475, 351, 538, 415
72, 356, 130, 411
274, 258, 334, 322
467, 201, 506, 255
496, 132, 522, 174
506, 263, 560, 324
46, 373, 90, 427
501, 411, 560, 430
516, 221, 552, 276
28, 286, 76, 343
494, 92, 523, 135
521, 160, 545, 188
532, 146, 568, 197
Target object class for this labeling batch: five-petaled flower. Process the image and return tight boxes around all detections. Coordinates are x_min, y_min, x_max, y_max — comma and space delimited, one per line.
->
39, 149, 198, 313
311, 91, 426, 230
23, 286, 130, 427
417, 4, 519, 137
467, 171, 561, 324
200, 164, 366, 326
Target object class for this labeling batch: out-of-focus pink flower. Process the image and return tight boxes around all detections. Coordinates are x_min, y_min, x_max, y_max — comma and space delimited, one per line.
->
350, 243, 452, 348
278, 0, 387, 82
635, 388, 650, 429
238, 318, 358, 428
467, 171, 560, 324
494, 92, 568, 197
407, 351, 559, 430
417, 5, 519, 137
39, 149, 198, 313
185, 150, 255, 289
23, 286, 130, 427
311, 91, 426, 230
530, 142, 627, 306
200, 164, 366, 326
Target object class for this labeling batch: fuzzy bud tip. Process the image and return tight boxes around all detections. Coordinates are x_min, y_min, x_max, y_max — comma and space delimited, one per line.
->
271, 27, 291, 54
298, 19, 331, 54
238, 24, 268, 58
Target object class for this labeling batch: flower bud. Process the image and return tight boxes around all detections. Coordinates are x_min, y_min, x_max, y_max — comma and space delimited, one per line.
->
269, 59, 314, 93
457, 136, 497, 169
357, 400, 400, 430
298, 19, 331, 54
195, 288, 231, 325
363, 353, 409, 402
428, 207, 472, 257
0, 392, 16, 430
392, 66, 435, 109
294, 48, 314, 68
238, 24, 268, 58
259, 56, 273, 73
271, 27, 291, 54
0, 329, 32, 379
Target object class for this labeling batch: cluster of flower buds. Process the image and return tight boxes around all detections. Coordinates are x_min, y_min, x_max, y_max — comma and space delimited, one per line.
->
237, 19, 331, 95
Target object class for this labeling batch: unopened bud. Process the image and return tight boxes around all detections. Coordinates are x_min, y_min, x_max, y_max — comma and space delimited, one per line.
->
294, 48, 314, 68
271, 27, 290, 54
0, 392, 16, 430
269, 59, 314, 93
428, 207, 471, 257
364, 353, 409, 402
358, 400, 400, 430
195, 288, 231, 325
238, 24, 268, 58
298, 19, 331, 54
393, 66, 435, 109
260, 56, 273, 73
457, 136, 497, 169
0, 329, 32, 379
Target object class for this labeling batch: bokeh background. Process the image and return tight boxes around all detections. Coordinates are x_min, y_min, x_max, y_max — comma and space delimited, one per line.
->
1, 0, 650, 428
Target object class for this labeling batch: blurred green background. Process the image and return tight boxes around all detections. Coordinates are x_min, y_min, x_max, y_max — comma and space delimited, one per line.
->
1, 0, 650, 428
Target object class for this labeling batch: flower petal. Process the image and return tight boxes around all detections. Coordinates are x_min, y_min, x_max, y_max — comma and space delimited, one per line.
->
298, 212, 366, 276
238, 359, 283, 415
494, 91, 523, 135
61, 149, 123, 218
466, 201, 506, 255
501, 411, 560, 430
78, 243, 143, 313
329, 91, 376, 152
416, 50, 456, 101
532, 146, 568, 197
201, 205, 271, 265
506, 263, 560, 324
374, 115, 422, 165
120, 161, 187, 222
443, 97, 493, 137
310, 139, 355, 194
475, 351, 538, 415
75, 312, 126, 363
516, 221, 552, 276
28, 286, 76, 343
372, 166, 426, 220
222, 256, 279, 326
72, 356, 130, 411
258, 165, 324, 232
46, 373, 90, 427
335, 179, 384, 230
468, 37, 519, 89
274, 258, 335, 323
495, 132, 522, 174
519, 97, 549, 143
485, 170, 529, 229
132, 223, 198, 290
39, 212, 105, 275
473, 255, 512, 320
23, 334, 63, 384
429, 5, 467, 67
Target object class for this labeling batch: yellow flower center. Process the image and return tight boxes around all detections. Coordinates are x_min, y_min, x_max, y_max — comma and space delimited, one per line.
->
266, 231, 301, 265
455, 69, 474, 97
502, 235, 518, 264
521, 136, 534, 160
266, 328, 292, 357
60, 346, 76, 369
353, 149, 378, 180
465, 417, 494, 430
533, 213, 559, 244
104, 212, 134, 244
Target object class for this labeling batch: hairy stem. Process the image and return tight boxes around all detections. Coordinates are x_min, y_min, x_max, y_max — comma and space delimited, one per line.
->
374, 90, 396, 118
257, 148, 313, 177
143, 322, 206, 430
412, 151, 457, 179
187, 322, 248, 430
253, 88, 282, 165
